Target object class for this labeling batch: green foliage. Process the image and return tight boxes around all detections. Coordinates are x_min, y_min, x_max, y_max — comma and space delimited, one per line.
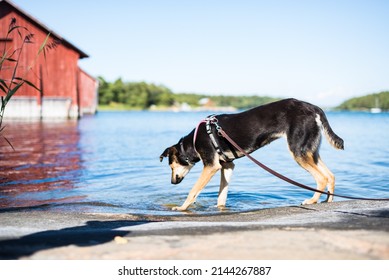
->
337, 91, 389, 111
98, 77, 278, 110
98, 77, 174, 109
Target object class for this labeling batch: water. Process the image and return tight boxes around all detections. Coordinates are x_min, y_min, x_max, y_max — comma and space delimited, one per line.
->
0, 111, 388, 215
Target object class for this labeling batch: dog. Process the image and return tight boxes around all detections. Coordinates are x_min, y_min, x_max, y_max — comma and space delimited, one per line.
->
160, 98, 344, 211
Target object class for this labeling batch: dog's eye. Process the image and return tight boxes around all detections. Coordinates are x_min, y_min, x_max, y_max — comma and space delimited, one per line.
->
178, 156, 191, 166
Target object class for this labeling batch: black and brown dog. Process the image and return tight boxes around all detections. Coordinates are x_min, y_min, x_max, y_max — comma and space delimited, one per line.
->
160, 98, 344, 211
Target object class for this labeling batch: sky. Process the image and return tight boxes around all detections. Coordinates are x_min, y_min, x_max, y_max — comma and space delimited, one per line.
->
11, 0, 389, 107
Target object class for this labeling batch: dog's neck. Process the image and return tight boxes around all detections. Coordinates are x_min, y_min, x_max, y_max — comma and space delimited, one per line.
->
180, 132, 201, 165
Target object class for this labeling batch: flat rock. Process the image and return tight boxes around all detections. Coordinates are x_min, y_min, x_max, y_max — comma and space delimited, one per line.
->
0, 200, 388, 259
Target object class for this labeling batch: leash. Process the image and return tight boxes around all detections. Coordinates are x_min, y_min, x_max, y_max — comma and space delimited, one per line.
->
205, 117, 389, 201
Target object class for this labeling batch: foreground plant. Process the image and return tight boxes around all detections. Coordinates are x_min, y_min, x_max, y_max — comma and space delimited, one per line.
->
0, 17, 56, 149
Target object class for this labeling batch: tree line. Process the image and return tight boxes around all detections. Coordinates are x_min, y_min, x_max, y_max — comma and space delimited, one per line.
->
98, 77, 389, 111
98, 77, 277, 110
336, 91, 389, 111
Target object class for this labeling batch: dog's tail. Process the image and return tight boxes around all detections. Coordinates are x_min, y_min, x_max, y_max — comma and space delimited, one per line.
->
315, 109, 344, 150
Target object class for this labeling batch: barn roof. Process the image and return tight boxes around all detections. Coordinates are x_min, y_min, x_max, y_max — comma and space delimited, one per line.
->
0, 0, 89, 58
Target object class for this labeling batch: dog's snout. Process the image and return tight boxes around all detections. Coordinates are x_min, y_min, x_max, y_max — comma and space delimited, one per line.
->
172, 174, 184, 184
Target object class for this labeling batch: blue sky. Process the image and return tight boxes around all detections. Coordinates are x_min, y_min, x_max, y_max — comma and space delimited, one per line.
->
12, 0, 389, 106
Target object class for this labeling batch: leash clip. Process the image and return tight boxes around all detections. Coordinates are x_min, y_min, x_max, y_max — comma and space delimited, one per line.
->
206, 115, 222, 134
215, 124, 222, 136
205, 115, 221, 131
213, 118, 223, 135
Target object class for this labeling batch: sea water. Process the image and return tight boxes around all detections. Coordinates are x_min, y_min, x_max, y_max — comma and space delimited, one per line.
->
0, 111, 388, 215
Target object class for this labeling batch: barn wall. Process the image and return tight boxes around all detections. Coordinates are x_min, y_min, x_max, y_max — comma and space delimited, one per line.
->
78, 68, 98, 115
2, 97, 40, 119
0, 2, 97, 119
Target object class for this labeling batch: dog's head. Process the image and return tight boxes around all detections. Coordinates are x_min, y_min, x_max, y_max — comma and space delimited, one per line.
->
160, 142, 194, 184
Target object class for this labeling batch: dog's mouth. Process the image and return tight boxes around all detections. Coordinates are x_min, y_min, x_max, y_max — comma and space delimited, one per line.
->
172, 175, 184, 184
170, 163, 193, 184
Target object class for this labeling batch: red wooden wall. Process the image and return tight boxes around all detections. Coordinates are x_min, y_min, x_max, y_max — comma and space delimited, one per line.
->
0, 0, 97, 118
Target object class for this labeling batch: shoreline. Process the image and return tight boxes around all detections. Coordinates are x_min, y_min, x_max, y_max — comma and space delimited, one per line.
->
97, 105, 388, 114
0, 200, 388, 259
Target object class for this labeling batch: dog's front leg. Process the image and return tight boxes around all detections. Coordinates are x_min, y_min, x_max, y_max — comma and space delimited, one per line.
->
172, 164, 221, 211
217, 162, 235, 208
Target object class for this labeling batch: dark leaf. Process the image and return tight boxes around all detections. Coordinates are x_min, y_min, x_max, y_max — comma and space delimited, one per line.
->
4, 82, 24, 104
23, 79, 41, 92
0, 79, 9, 93
2, 136, 15, 151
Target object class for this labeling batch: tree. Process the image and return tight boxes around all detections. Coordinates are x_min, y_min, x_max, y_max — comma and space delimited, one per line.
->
97, 78, 278, 110
97, 76, 113, 105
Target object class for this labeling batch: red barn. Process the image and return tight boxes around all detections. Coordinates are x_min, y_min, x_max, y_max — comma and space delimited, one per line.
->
0, 0, 97, 119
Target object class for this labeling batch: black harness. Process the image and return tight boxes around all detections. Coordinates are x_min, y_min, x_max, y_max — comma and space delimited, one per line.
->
205, 115, 232, 162
180, 115, 234, 165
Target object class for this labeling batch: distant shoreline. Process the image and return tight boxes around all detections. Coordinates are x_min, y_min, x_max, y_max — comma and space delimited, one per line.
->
98, 104, 238, 112
97, 104, 388, 114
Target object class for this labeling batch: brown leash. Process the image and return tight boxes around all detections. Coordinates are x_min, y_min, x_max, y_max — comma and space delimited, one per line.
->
213, 123, 389, 201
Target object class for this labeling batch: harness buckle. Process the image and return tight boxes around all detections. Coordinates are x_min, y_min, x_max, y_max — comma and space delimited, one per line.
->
206, 115, 223, 135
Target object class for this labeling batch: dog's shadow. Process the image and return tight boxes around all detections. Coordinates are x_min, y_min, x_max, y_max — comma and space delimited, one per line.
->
0, 220, 150, 259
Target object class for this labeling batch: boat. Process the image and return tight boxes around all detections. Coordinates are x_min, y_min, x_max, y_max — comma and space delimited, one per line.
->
370, 107, 382, 113
370, 97, 382, 113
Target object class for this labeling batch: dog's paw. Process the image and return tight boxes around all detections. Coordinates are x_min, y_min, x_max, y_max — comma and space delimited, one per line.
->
301, 198, 317, 205
172, 206, 187, 211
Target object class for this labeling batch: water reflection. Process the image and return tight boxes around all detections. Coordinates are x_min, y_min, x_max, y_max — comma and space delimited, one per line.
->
0, 121, 84, 208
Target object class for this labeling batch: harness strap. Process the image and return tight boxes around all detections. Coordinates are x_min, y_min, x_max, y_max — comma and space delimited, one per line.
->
205, 115, 231, 162
192, 115, 232, 161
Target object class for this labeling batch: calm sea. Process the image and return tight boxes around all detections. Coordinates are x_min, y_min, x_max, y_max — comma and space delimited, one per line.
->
0, 110, 388, 215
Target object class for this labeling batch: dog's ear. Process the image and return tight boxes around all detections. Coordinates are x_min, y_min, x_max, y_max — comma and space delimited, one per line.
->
160, 147, 170, 162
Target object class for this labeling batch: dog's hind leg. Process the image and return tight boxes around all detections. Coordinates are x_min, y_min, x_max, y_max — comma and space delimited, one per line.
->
217, 162, 235, 208
172, 162, 221, 211
294, 153, 329, 205
317, 157, 335, 202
